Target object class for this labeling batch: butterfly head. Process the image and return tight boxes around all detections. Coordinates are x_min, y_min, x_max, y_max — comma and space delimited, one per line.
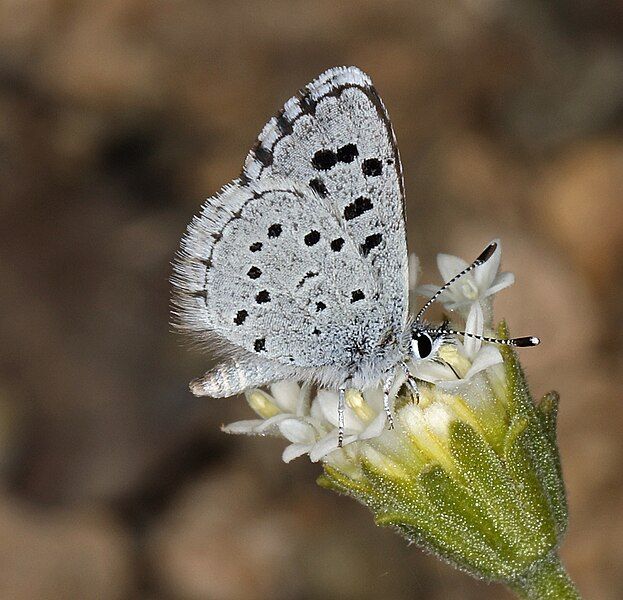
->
409, 322, 448, 362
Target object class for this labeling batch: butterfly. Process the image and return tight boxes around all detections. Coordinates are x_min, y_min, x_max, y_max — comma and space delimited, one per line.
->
171, 67, 538, 445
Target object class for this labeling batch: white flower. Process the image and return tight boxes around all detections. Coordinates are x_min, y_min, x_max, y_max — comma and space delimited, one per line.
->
221, 380, 308, 437
223, 382, 390, 463
417, 239, 514, 319
408, 302, 503, 387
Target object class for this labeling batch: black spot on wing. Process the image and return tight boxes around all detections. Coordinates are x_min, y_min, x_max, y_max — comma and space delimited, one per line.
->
344, 196, 373, 220
360, 233, 382, 257
253, 144, 273, 167
309, 178, 328, 197
267, 223, 282, 238
299, 91, 318, 115
362, 158, 382, 176
254, 338, 266, 352
275, 113, 293, 136
337, 143, 358, 163
350, 289, 365, 303
304, 230, 320, 246
247, 266, 262, 279
255, 290, 271, 304
249, 242, 263, 252
234, 309, 248, 325
315, 301, 326, 312
330, 237, 344, 252
312, 149, 337, 171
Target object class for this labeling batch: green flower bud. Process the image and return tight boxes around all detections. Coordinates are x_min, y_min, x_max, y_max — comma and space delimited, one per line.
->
318, 324, 580, 598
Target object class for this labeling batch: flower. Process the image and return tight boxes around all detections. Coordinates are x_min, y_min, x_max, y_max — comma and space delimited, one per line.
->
217, 241, 579, 598
317, 331, 576, 596
417, 239, 514, 320
409, 301, 503, 388
223, 382, 393, 464
221, 380, 307, 436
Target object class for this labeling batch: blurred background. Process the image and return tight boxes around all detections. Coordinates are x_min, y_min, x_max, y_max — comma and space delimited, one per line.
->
1, 1, 622, 598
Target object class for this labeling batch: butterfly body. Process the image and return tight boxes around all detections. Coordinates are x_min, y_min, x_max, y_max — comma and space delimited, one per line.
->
173, 66, 418, 399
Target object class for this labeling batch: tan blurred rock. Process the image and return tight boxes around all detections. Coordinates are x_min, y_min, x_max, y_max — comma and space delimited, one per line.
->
535, 139, 623, 291
147, 468, 295, 600
554, 367, 623, 600
437, 132, 528, 223
36, 1, 166, 111
0, 497, 132, 600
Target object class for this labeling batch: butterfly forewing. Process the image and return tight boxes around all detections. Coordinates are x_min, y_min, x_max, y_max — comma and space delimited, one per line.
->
242, 66, 409, 334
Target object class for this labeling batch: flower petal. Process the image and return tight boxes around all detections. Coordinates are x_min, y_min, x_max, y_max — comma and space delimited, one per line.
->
309, 431, 358, 462
278, 418, 316, 444
416, 283, 442, 299
362, 385, 385, 412
316, 389, 364, 432
437, 253, 469, 282
409, 359, 458, 384
359, 409, 387, 440
282, 442, 313, 463
464, 345, 503, 380
221, 419, 265, 435
254, 413, 292, 434
483, 271, 515, 297
269, 380, 302, 413
463, 302, 484, 358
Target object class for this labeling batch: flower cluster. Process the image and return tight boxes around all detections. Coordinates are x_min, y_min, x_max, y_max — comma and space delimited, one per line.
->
223, 381, 389, 463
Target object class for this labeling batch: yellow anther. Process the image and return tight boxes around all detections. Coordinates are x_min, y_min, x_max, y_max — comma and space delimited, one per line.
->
346, 389, 375, 422
247, 390, 281, 419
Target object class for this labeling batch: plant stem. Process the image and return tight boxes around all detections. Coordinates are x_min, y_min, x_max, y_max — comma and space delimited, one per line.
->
509, 553, 581, 600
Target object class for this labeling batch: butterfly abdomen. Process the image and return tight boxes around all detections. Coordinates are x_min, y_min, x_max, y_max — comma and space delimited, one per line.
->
190, 356, 295, 398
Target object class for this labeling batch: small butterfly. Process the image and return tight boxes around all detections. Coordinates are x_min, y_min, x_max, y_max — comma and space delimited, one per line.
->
171, 67, 538, 445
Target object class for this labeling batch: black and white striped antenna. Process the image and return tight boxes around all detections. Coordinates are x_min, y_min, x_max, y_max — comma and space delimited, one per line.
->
417, 241, 540, 348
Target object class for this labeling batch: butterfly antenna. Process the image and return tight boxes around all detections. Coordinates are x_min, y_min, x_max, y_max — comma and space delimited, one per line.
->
444, 327, 540, 347
415, 241, 498, 323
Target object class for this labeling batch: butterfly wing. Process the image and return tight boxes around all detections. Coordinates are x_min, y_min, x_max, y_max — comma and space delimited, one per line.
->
173, 178, 388, 370
242, 66, 409, 334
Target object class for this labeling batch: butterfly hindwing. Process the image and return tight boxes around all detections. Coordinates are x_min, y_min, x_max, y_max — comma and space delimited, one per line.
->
173, 179, 391, 369
242, 66, 409, 333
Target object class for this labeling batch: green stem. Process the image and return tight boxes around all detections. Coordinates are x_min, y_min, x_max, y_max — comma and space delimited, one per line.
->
509, 554, 581, 600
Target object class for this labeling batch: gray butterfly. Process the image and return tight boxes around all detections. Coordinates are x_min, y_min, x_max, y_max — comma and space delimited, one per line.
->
171, 67, 537, 444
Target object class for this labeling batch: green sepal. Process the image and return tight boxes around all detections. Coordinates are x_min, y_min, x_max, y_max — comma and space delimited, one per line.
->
503, 416, 559, 550
449, 420, 551, 574
536, 391, 560, 445
318, 465, 378, 509
500, 329, 568, 537
413, 465, 510, 579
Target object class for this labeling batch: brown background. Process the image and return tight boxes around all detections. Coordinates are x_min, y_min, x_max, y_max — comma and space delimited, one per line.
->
1, 1, 622, 598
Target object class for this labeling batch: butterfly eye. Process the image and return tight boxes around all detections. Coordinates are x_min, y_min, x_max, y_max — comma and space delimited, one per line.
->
412, 331, 433, 359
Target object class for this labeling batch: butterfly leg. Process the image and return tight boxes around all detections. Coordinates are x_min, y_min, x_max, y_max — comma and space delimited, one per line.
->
382, 373, 396, 430
400, 362, 420, 404
338, 386, 346, 447
408, 378, 420, 404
